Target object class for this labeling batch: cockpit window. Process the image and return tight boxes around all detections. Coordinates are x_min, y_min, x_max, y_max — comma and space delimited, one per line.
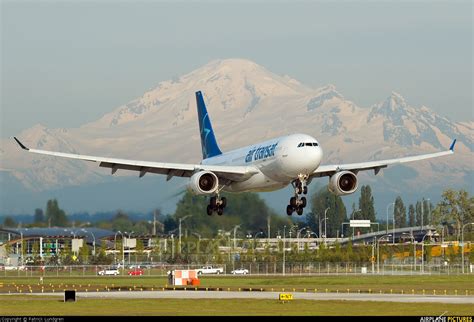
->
298, 142, 319, 147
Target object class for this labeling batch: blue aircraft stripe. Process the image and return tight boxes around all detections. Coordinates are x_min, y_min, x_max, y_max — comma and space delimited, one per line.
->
196, 91, 222, 159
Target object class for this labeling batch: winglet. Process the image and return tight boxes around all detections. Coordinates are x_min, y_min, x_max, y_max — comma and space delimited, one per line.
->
449, 139, 457, 152
13, 137, 29, 151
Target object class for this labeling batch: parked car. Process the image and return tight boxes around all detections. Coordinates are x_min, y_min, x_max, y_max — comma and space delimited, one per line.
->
231, 268, 249, 275
128, 268, 144, 276
98, 268, 120, 276
196, 266, 224, 275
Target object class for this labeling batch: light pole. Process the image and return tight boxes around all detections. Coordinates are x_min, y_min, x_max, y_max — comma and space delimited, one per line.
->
114, 231, 120, 264
421, 232, 432, 274
179, 215, 192, 254
233, 225, 241, 251
114, 231, 124, 268
254, 231, 264, 251
82, 229, 96, 256
70, 231, 77, 257
371, 237, 376, 274
319, 207, 330, 243
20, 232, 23, 266
283, 225, 286, 276
401, 232, 415, 270
170, 234, 175, 259
125, 231, 134, 265
352, 209, 362, 237
386, 202, 395, 233
297, 227, 307, 253
322, 214, 329, 247
377, 234, 391, 274
461, 222, 474, 274
191, 232, 202, 257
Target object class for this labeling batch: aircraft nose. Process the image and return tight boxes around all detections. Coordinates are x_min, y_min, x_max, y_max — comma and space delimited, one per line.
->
299, 146, 323, 174
313, 146, 323, 169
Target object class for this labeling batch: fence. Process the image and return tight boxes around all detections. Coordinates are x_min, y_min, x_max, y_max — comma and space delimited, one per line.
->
1, 262, 472, 278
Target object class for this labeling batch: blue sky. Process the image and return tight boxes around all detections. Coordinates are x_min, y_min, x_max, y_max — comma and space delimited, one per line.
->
1, 1, 472, 137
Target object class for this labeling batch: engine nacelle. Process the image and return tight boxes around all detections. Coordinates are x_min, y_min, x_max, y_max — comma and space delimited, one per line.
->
328, 171, 358, 196
187, 171, 219, 195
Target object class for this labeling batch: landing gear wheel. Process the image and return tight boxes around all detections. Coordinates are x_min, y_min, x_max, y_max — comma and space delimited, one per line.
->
220, 197, 227, 208
301, 197, 307, 208
210, 196, 218, 208
217, 207, 224, 216
296, 207, 303, 216
286, 205, 294, 216
303, 186, 308, 195
290, 197, 297, 207
207, 205, 213, 216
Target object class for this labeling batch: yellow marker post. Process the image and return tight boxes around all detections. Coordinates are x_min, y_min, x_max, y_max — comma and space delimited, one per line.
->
279, 293, 293, 303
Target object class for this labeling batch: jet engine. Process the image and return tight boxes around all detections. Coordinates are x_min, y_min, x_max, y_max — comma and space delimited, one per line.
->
187, 171, 219, 195
328, 171, 358, 196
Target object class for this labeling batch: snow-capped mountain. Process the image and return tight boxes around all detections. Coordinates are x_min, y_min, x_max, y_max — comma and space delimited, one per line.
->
1, 58, 472, 214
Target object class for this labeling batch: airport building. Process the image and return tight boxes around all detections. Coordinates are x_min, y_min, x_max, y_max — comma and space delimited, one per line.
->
0, 227, 156, 266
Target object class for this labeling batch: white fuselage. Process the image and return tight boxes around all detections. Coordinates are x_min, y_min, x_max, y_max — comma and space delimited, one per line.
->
201, 133, 323, 192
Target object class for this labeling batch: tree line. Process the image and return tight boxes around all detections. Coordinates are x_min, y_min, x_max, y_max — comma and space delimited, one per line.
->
1, 188, 472, 241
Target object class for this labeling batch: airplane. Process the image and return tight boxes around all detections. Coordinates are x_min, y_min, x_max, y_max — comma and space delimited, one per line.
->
14, 91, 456, 216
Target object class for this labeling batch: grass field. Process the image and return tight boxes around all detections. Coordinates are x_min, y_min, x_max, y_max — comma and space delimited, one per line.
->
1, 275, 473, 295
0, 296, 473, 316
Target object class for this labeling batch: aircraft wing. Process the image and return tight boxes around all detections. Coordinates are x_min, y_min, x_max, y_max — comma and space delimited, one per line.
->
13, 137, 258, 182
311, 139, 456, 178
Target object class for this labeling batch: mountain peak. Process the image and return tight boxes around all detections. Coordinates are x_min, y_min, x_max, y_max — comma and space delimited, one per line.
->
317, 84, 341, 96
389, 91, 407, 108
196, 58, 266, 77
306, 84, 345, 111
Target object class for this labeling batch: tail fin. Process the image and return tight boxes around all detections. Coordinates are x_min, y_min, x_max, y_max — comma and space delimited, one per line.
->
195, 91, 222, 159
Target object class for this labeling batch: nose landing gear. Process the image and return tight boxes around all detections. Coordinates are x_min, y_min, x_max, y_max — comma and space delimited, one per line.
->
207, 195, 227, 216
286, 175, 309, 216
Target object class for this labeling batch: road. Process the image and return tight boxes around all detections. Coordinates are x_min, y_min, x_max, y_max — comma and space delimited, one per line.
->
29, 291, 474, 304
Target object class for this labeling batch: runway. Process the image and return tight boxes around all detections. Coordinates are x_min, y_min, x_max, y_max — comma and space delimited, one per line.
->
30, 291, 474, 304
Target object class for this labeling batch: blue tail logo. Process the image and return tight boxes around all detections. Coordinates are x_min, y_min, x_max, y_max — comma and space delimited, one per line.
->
196, 91, 222, 159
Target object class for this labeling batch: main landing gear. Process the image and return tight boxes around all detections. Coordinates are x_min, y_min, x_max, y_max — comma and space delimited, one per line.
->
286, 176, 309, 216
207, 195, 227, 216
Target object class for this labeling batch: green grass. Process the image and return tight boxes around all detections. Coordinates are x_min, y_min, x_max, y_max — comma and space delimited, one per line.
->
0, 296, 472, 316
1, 275, 473, 295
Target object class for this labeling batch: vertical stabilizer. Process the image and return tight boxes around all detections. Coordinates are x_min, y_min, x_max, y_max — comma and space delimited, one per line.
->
196, 91, 223, 159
